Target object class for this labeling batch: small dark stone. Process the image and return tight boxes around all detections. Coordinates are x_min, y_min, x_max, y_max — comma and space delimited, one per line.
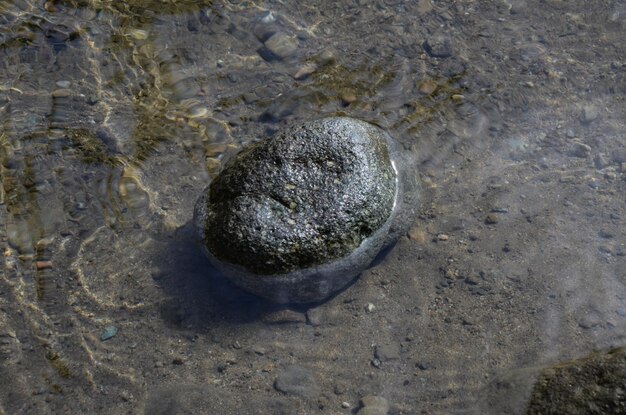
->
598, 229, 614, 239
186, 16, 199, 32
570, 141, 591, 158
464, 276, 480, 285
416, 361, 433, 371
593, 154, 609, 169
485, 214, 498, 224
469, 285, 490, 296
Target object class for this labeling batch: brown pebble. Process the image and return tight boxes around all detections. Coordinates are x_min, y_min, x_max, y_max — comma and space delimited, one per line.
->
485, 214, 498, 225
306, 308, 323, 326
437, 233, 449, 241
51, 89, 71, 98
44, 1, 58, 12
293, 63, 317, 80
205, 143, 227, 157
36, 260, 53, 270
408, 227, 426, 245
36, 237, 55, 249
340, 89, 357, 105
418, 80, 437, 95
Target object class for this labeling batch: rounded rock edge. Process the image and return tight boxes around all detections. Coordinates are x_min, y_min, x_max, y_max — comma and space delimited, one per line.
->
193, 118, 419, 303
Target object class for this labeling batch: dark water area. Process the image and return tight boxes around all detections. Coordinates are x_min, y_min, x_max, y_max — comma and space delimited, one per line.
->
0, 1, 625, 414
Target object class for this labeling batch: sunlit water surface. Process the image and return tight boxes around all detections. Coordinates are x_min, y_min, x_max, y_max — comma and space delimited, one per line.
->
1, 1, 625, 414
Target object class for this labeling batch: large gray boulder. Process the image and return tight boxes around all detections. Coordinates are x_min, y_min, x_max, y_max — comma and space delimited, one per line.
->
194, 117, 418, 303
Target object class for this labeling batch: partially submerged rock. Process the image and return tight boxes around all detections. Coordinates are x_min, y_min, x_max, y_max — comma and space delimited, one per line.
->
479, 348, 626, 415
527, 348, 626, 415
194, 117, 418, 303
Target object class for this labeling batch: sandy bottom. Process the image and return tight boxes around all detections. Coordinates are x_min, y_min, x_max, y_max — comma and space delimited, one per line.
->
0, 0, 624, 414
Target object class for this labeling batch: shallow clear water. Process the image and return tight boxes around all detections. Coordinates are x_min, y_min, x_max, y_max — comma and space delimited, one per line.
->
1, 1, 625, 414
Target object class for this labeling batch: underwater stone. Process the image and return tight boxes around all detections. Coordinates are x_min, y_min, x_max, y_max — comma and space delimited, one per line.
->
274, 365, 320, 398
527, 348, 626, 415
260, 32, 298, 61
100, 325, 118, 341
194, 117, 419, 303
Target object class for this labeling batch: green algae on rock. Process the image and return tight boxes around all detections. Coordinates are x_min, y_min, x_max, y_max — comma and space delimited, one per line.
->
194, 117, 418, 303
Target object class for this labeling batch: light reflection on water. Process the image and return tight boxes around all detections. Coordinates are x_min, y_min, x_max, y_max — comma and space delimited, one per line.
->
1, 0, 625, 414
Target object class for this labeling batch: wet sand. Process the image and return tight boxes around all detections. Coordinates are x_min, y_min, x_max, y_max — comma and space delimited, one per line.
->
0, 1, 624, 413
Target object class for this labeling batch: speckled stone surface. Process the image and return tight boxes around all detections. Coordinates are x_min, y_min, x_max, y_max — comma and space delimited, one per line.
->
194, 117, 418, 303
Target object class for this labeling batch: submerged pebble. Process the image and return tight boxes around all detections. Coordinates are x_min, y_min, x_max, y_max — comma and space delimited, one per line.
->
357, 396, 389, 415
100, 325, 118, 341
423, 35, 453, 58
194, 117, 419, 303
579, 105, 598, 124
35, 260, 53, 270
261, 32, 298, 61
274, 365, 320, 398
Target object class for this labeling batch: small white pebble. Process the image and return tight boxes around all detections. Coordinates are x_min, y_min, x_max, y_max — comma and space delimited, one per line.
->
341, 401, 350, 408
365, 303, 375, 313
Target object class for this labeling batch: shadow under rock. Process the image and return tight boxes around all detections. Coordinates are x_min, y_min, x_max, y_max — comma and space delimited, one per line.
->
152, 221, 366, 330
153, 221, 273, 329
